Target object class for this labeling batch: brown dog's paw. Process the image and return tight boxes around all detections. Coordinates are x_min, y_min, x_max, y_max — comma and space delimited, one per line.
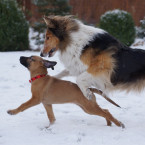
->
120, 122, 125, 129
106, 120, 112, 126
7, 109, 17, 115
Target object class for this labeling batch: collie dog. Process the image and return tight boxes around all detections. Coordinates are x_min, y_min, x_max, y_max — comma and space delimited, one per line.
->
40, 15, 145, 100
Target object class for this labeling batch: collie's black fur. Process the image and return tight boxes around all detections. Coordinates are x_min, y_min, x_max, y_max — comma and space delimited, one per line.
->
112, 48, 145, 85
82, 32, 145, 86
82, 33, 121, 51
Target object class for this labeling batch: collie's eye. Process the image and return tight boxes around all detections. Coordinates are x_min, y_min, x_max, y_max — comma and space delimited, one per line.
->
46, 36, 49, 40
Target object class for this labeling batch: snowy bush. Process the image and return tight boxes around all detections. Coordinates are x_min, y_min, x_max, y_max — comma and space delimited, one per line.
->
0, 0, 29, 51
99, 9, 135, 46
136, 17, 145, 38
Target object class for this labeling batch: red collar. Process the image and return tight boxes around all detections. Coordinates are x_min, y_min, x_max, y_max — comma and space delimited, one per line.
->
29, 74, 47, 83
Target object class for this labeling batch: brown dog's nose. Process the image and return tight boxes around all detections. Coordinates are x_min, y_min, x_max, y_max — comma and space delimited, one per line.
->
20, 56, 29, 68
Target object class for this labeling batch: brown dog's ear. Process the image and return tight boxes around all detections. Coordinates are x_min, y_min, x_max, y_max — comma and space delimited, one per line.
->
43, 60, 57, 70
43, 15, 55, 28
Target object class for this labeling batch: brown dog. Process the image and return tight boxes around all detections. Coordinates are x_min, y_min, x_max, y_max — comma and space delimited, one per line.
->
7, 56, 124, 128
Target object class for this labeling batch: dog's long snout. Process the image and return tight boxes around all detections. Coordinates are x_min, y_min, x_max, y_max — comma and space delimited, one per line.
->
20, 56, 26, 60
20, 56, 29, 68
20, 56, 26, 63
40, 52, 48, 57
40, 52, 44, 57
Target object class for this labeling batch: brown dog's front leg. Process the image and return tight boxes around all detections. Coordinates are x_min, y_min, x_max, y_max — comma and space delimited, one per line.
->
43, 104, 56, 124
7, 97, 40, 115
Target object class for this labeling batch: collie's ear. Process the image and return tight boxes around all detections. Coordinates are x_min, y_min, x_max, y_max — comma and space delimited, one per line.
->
43, 60, 57, 70
43, 15, 55, 28
64, 15, 75, 19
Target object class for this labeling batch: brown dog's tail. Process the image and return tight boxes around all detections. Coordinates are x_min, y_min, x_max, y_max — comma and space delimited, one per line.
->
90, 88, 121, 108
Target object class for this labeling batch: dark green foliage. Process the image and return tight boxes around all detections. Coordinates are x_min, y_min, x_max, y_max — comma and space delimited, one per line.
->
34, 0, 71, 16
99, 9, 136, 46
136, 17, 145, 38
32, 0, 71, 47
0, 0, 29, 51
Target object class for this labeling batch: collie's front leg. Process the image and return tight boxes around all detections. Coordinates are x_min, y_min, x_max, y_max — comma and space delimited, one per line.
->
76, 72, 95, 100
54, 69, 70, 79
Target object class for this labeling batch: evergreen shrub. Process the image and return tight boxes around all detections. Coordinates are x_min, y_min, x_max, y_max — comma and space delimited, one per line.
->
99, 9, 136, 46
0, 0, 29, 51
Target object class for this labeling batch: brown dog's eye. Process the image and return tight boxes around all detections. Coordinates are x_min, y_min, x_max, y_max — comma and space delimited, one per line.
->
30, 57, 35, 61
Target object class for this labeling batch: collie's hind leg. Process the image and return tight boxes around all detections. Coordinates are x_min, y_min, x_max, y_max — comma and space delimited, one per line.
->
76, 72, 95, 100
77, 72, 106, 100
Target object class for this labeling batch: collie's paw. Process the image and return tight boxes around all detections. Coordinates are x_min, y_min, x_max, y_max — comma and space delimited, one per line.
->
7, 109, 17, 115
86, 89, 94, 100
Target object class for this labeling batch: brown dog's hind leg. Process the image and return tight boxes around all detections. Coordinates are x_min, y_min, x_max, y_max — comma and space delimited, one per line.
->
43, 104, 56, 124
102, 108, 125, 128
76, 99, 124, 128
7, 97, 40, 115
103, 109, 112, 126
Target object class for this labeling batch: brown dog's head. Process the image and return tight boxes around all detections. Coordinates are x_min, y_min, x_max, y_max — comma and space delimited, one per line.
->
40, 15, 79, 57
20, 56, 57, 71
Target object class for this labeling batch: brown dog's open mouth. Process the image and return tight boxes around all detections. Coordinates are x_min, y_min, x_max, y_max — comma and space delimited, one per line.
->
48, 48, 56, 57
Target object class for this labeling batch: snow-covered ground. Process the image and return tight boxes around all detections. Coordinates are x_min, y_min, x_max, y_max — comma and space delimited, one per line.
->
1, 40, 145, 145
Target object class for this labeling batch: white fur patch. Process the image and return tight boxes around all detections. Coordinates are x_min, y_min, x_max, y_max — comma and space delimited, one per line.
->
76, 71, 110, 99
59, 20, 105, 76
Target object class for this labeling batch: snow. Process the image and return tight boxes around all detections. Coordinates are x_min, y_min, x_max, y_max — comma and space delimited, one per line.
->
29, 28, 44, 50
1, 40, 145, 145
100, 9, 128, 21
